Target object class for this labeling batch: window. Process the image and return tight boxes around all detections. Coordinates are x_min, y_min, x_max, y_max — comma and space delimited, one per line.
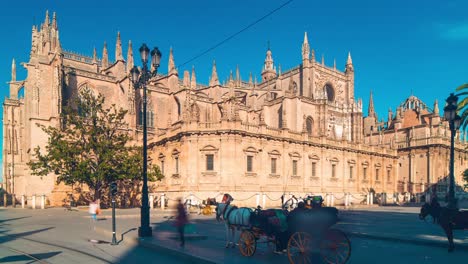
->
349, 166, 353, 179
271, 158, 277, 174
161, 160, 165, 175
292, 160, 298, 176
247, 156, 253, 172
306, 117, 313, 136
387, 169, 391, 182
363, 167, 367, 180
311, 162, 317, 177
332, 164, 336, 178
175, 157, 179, 174
206, 154, 214, 171
376, 168, 380, 181
139, 108, 154, 127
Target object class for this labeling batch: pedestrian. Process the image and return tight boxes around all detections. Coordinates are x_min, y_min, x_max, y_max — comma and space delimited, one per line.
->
175, 198, 188, 247
89, 200, 98, 221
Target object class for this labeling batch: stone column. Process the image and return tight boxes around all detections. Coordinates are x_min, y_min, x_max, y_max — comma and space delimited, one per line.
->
32, 195, 36, 209
161, 193, 166, 210
41, 195, 45, 209
149, 194, 154, 209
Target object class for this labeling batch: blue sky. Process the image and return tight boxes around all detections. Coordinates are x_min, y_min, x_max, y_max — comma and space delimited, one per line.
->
1, 0, 468, 181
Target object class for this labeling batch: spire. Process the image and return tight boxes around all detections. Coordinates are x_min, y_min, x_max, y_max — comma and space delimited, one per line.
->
278, 64, 282, 76
115, 31, 123, 61
347, 52, 353, 65
236, 64, 240, 86
168, 47, 177, 74
52, 12, 57, 29
302, 32, 310, 61
183, 70, 190, 87
261, 43, 276, 81
55, 31, 62, 54
11, 58, 16, 82
311, 49, 315, 62
191, 66, 197, 89
248, 72, 253, 86
434, 99, 439, 115
127, 40, 133, 72
44, 10, 50, 27
368, 90, 376, 118
209, 60, 219, 86
102, 42, 109, 68
92, 47, 97, 64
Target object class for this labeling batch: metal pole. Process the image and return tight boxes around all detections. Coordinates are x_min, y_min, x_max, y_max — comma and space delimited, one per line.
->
448, 124, 456, 209
139, 63, 152, 237
111, 197, 118, 245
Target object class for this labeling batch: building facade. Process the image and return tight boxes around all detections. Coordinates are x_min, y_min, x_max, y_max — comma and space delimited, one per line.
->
2, 12, 466, 206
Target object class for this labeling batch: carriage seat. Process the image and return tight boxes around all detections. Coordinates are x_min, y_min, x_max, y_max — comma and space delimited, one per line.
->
251, 209, 288, 235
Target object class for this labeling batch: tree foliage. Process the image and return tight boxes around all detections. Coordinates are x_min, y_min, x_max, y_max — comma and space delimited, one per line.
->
28, 88, 164, 202
456, 83, 468, 131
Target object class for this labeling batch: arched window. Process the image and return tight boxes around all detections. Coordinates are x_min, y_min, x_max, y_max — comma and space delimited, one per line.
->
306, 116, 313, 136
324, 84, 335, 102
139, 101, 154, 127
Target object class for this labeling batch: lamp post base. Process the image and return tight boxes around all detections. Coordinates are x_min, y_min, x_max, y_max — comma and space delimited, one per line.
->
138, 226, 152, 237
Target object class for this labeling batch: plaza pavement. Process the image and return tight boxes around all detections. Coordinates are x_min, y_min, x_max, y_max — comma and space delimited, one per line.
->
1, 205, 467, 263
88, 205, 468, 264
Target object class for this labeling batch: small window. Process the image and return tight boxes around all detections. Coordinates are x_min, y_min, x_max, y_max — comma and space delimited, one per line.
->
311, 162, 316, 177
161, 160, 165, 175
271, 158, 277, 174
376, 168, 380, 181
206, 154, 214, 171
349, 166, 353, 179
332, 164, 336, 178
363, 167, 367, 180
247, 155, 253, 172
175, 157, 179, 174
292, 160, 298, 176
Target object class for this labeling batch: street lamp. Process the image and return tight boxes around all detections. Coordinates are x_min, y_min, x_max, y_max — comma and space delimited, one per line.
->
443, 93, 461, 209
130, 44, 162, 237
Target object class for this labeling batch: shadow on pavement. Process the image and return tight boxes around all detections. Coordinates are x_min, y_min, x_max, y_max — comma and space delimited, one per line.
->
0, 251, 62, 263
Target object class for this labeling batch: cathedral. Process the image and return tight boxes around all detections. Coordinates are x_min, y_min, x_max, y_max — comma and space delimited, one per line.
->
3, 12, 467, 206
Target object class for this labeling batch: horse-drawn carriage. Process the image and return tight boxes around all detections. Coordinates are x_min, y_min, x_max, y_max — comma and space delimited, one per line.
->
216, 194, 351, 264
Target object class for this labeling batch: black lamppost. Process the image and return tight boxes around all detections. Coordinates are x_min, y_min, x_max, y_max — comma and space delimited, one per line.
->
130, 44, 162, 237
443, 93, 461, 209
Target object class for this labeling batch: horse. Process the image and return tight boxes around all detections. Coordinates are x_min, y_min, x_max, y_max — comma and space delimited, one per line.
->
419, 202, 468, 252
184, 198, 202, 215
215, 194, 253, 248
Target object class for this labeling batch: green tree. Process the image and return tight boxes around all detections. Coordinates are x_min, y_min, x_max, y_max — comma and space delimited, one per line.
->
28, 88, 163, 202
456, 83, 468, 191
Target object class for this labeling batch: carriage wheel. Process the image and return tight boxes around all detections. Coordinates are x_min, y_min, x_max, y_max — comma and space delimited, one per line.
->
287, 232, 312, 264
239, 230, 257, 257
319, 229, 351, 264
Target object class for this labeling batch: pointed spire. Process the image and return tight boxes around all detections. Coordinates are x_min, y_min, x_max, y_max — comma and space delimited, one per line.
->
191, 66, 197, 89
434, 99, 439, 115
278, 64, 282, 76
127, 40, 133, 72
368, 90, 376, 118
11, 58, 16, 82
236, 64, 240, 86
168, 47, 177, 74
183, 70, 190, 87
209, 60, 219, 86
102, 41, 109, 68
51, 12, 57, 29
55, 31, 62, 54
92, 47, 97, 64
302, 32, 310, 60
115, 32, 123, 61
248, 72, 253, 86
229, 70, 233, 82
45, 10, 50, 26
311, 49, 315, 62
347, 52, 353, 65
262, 42, 276, 80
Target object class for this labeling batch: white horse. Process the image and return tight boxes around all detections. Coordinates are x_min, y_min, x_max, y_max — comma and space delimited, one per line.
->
184, 198, 202, 215
215, 203, 252, 248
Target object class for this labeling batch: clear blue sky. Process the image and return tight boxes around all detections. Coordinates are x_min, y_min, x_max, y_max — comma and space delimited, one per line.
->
1, 0, 468, 181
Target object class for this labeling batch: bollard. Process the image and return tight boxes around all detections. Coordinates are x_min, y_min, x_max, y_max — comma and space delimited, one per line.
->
149, 194, 154, 209
256, 193, 260, 207
161, 193, 166, 210
262, 193, 266, 209
41, 195, 45, 209
21, 195, 25, 209
344, 193, 349, 207
366, 193, 370, 205
32, 195, 36, 209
